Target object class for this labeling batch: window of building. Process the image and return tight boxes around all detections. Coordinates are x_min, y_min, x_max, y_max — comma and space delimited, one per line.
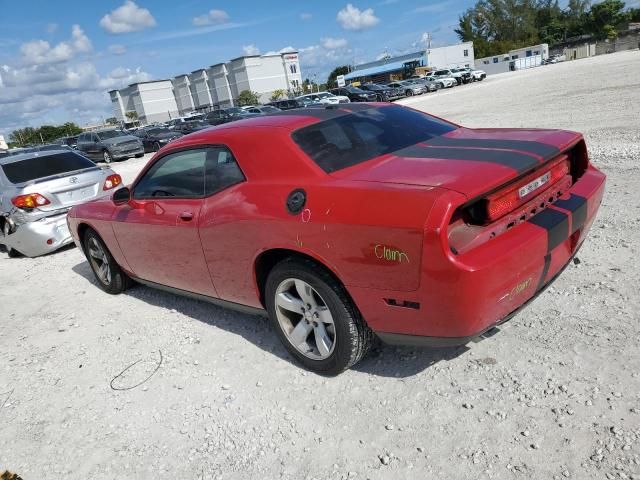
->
526, 50, 532, 57
512, 54, 519, 59
534, 50, 540, 55
483, 60, 489, 64
290, 64, 297, 74
463, 49, 469, 57
493, 57, 499, 63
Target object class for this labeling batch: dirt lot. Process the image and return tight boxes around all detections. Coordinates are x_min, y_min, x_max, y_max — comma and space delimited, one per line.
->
1, 50, 639, 480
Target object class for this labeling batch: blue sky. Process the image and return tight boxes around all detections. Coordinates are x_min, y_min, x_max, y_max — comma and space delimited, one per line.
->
0, 0, 476, 135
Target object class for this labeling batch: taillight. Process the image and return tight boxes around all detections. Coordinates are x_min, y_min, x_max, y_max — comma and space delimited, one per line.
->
103, 173, 122, 191
483, 156, 569, 223
11, 193, 50, 209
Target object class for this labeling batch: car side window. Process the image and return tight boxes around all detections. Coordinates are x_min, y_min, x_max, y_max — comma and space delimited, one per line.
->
204, 147, 245, 196
92, 134, 99, 142
133, 149, 207, 199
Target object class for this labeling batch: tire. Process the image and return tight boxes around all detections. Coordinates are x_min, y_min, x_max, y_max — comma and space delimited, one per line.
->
265, 258, 373, 375
102, 150, 112, 164
2, 221, 21, 258
135, 153, 144, 158
405, 90, 413, 97
436, 83, 443, 90
83, 229, 131, 294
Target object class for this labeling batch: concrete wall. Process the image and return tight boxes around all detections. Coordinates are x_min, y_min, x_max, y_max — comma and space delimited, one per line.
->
427, 42, 474, 69
172, 75, 195, 116
188, 70, 213, 110
208, 64, 233, 108
135, 81, 179, 123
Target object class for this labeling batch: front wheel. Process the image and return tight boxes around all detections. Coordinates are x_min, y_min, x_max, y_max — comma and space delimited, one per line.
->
83, 229, 131, 294
102, 150, 112, 164
405, 90, 413, 97
265, 259, 373, 375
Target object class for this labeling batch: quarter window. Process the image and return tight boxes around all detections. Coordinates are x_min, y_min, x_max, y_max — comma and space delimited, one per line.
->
204, 147, 245, 195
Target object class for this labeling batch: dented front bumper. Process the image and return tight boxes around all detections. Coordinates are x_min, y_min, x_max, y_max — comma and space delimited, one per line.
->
2, 213, 73, 257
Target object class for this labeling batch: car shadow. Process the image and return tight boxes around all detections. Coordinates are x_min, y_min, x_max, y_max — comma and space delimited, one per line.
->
72, 260, 477, 378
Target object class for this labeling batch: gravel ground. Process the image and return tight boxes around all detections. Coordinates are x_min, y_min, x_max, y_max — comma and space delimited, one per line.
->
1, 50, 639, 480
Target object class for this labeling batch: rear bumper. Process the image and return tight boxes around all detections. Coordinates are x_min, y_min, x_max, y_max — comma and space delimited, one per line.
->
2, 213, 72, 257
350, 163, 606, 345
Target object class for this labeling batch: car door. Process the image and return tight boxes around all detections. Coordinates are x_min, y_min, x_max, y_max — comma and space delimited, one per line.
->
197, 147, 251, 304
111, 147, 217, 296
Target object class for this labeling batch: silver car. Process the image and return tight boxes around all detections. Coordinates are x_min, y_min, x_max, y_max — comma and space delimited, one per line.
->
0, 148, 122, 257
387, 81, 426, 96
76, 129, 144, 164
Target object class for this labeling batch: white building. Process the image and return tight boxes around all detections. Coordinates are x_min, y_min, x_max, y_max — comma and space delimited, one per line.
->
109, 80, 179, 124
476, 43, 549, 75
109, 51, 302, 123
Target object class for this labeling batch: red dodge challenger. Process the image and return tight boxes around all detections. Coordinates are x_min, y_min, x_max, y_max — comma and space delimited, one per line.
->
68, 103, 605, 374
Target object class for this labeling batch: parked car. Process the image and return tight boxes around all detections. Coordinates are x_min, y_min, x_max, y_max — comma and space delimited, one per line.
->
430, 68, 466, 85
266, 99, 305, 110
76, 129, 144, 164
359, 83, 403, 101
54, 136, 79, 149
67, 103, 605, 374
175, 120, 212, 135
0, 148, 122, 257
329, 86, 377, 102
244, 105, 282, 114
296, 92, 350, 105
387, 80, 426, 96
405, 78, 438, 93
424, 72, 456, 88
205, 107, 260, 126
413, 76, 446, 90
451, 68, 473, 84
135, 126, 183, 153
464, 67, 486, 81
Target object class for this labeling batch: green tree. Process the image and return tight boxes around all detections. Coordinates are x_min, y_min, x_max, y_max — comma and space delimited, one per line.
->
326, 65, 350, 89
236, 90, 260, 106
125, 111, 138, 121
105, 117, 118, 125
587, 0, 629, 39
269, 89, 286, 102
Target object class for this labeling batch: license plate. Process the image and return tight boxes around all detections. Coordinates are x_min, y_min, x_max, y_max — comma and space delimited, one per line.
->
519, 172, 551, 198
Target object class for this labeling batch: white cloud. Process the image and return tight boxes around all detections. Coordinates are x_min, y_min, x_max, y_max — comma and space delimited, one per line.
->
321, 37, 348, 49
108, 44, 127, 55
0, 60, 151, 136
20, 25, 92, 66
242, 44, 260, 56
337, 4, 380, 31
46, 23, 58, 34
100, 1, 157, 34
300, 12, 313, 21
192, 9, 229, 26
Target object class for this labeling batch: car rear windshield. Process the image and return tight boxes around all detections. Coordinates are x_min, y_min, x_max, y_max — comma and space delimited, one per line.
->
1, 152, 96, 184
292, 105, 457, 173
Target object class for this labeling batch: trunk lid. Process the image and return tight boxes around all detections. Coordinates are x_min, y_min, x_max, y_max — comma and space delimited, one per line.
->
335, 128, 581, 199
20, 167, 110, 211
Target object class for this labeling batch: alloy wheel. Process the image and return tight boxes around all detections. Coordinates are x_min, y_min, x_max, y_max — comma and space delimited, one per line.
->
274, 278, 336, 360
87, 237, 111, 285
103, 150, 112, 163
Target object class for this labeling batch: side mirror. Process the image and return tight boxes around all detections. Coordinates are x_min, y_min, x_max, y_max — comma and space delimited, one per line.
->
113, 187, 131, 206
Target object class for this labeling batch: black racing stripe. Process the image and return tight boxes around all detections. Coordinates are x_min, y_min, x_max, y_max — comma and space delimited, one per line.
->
425, 137, 560, 161
528, 208, 569, 252
537, 253, 552, 291
554, 194, 588, 233
395, 144, 540, 174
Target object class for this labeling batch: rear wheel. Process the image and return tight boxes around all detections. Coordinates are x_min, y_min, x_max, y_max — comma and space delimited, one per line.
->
83, 229, 131, 294
265, 258, 373, 375
102, 150, 112, 164
435, 83, 443, 90
1, 221, 20, 258
405, 90, 413, 97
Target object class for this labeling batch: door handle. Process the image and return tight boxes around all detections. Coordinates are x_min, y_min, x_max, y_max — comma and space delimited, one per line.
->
178, 212, 194, 222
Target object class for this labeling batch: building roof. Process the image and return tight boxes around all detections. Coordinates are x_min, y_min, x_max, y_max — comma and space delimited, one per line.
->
128, 79, 172, 87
